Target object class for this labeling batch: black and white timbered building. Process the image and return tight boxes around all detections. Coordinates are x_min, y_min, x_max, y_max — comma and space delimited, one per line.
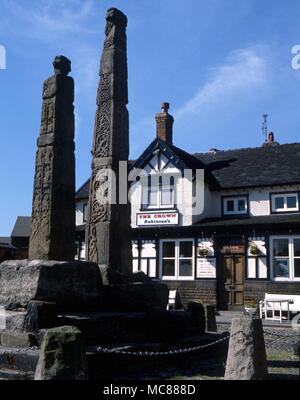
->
76, 103, 300, 309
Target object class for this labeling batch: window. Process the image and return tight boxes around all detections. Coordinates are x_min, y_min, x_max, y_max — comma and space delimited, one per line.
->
223, 196, 248, 215
271, 193, 299, 213
247, 258, 268, 279
142, 176, 175, 209
160, 239, 194, 280
271, 237, 300, 281
83, 203, 88, 223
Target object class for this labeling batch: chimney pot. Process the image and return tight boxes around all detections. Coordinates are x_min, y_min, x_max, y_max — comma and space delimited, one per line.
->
155, 102, 174, 145
161, 102, 170, 113
268, 132, 274, 143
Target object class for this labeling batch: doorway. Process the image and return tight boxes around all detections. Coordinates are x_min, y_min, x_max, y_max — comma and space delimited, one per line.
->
217, 253, 245, 310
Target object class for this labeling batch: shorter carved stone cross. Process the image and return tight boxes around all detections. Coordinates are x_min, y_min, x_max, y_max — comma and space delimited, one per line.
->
29, 56, 75, 261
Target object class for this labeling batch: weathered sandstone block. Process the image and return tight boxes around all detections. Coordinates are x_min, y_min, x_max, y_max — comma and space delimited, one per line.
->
0, 260, 102, 310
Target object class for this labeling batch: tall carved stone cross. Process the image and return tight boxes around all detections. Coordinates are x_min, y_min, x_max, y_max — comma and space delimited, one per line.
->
85, 8, 132, 273
28, 56, 75, 261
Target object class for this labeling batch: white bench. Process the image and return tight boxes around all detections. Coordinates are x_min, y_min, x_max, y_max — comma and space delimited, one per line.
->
259, 293, 300, 322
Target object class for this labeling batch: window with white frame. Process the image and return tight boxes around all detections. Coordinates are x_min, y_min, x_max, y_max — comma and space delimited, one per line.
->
142, 176, 175, 209
271, 237, 300, 281
271, 193, 299, 213
223, 196, 248, 215
160, 239, 194, 280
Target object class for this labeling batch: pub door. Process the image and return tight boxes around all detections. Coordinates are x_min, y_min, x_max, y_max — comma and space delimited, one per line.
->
217, 254, 245, 310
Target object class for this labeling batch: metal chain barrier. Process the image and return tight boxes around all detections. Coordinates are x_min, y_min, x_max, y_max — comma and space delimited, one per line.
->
96, 334, 230, 357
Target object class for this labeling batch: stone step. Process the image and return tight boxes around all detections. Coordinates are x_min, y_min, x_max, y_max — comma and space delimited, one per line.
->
0, 368, 34, 380
57, 310, 204, 346
0, 346, 39, 372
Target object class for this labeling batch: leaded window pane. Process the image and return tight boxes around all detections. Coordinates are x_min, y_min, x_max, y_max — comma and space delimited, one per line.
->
162, 241, 175, 258
179, 260, 193, 276
275, 197, 284, 210
162, 259, 175, 276
273, 259, 290, 278
273, 239, 289, 257
287, 196, 297, 209
179, 241, 193, 258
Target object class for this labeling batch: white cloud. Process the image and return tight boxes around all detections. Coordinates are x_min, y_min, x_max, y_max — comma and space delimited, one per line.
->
74, 46, 99, 97
1, 0, 103, 106
175, 47, 268, 120
1, 0, 97, 39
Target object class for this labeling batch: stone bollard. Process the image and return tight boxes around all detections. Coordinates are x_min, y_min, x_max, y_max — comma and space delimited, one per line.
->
35, 326, 87, 380
186, 302, 206, 336
204, 304, 217, 332
225, 315, 268, 380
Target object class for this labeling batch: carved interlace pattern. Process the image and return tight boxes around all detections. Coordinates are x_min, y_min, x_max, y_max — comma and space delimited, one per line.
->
94, 101, 112, 158
86, 168, 110, 261
86, 16, 128, 263
30, 147, 52, 242
40, 100, 55, 135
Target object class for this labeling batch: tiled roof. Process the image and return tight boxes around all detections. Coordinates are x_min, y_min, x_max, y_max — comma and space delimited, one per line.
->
76, 179, 90, 200
194, 143, 300, 189
11, 216, 31, 238
77, 142, 300, 197
0, 237, 11, 245
0, 237, 15, 249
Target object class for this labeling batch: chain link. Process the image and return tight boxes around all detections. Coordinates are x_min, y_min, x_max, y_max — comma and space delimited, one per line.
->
96, 335, 230, 357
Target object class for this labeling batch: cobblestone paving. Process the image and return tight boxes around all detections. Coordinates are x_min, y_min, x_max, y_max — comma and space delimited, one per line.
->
263, 328, 299, 352
218, 323, 299, 352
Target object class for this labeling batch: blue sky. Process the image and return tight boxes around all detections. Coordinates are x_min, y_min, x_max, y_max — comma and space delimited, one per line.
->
1, 0, 300, 235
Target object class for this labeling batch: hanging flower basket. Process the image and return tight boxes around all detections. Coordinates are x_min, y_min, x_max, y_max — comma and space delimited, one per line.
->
198, 247, 210, 257
249, 244, 261, 256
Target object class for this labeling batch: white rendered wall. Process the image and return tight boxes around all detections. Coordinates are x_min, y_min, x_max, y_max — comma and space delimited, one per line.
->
205, 184, 300, 219
130, 153, 208, 228
76, 200, 86, 226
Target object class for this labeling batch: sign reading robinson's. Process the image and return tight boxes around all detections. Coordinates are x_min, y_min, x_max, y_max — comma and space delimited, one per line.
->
137, 212, 179, 226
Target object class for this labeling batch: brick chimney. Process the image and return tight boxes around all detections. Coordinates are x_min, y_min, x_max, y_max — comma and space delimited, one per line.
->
155, 102, 174, 145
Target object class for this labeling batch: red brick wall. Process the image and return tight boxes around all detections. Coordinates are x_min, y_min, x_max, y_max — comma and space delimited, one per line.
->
245, 281, 300, 304
165, 280, 217, 306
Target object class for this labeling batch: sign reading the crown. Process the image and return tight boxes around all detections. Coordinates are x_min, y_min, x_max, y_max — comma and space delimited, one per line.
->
137, 212, 179, 226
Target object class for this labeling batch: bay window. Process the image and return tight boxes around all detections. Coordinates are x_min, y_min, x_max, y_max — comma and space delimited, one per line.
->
271, 236, 300, 281
160, 239, 194, 280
